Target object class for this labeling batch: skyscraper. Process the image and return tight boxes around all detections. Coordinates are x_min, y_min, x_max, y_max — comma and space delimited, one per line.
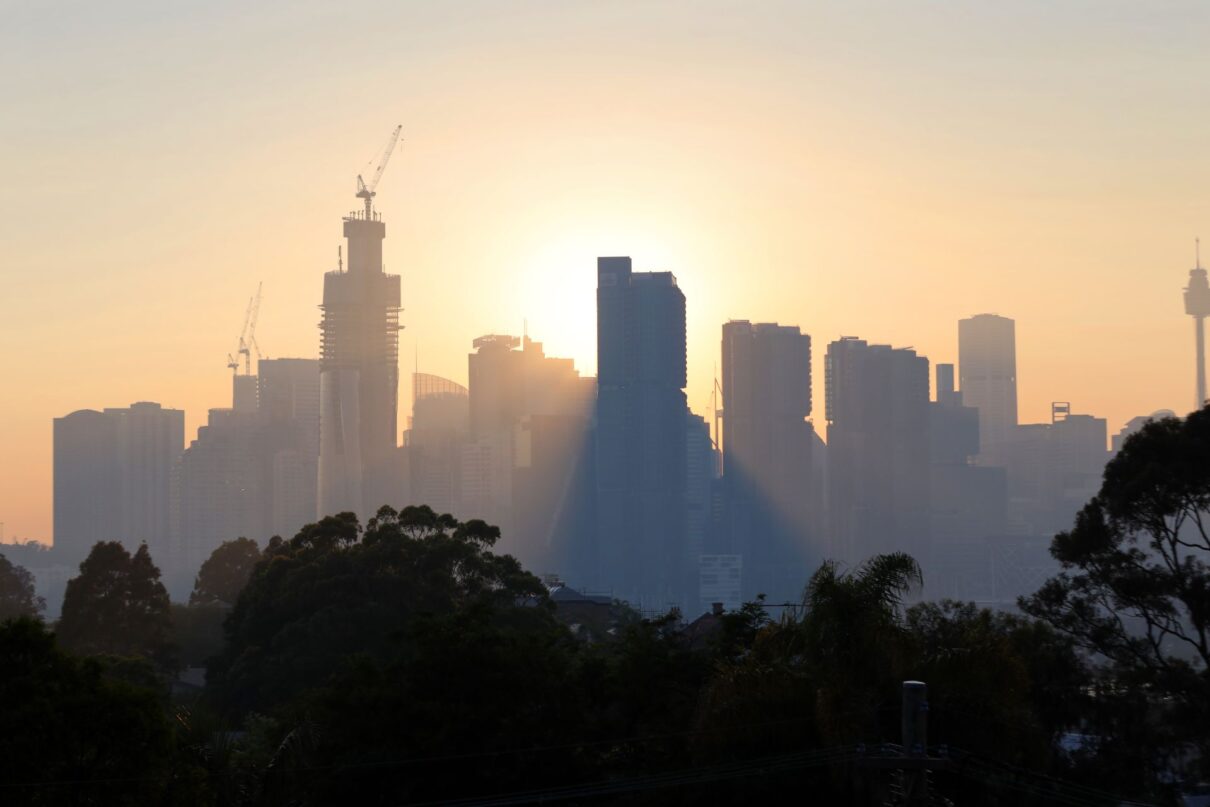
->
258, 358, 321, 536
464, 334, 594, 567
170, 359, 318, 596
720, 320, 818, 602
54, 402, 184, 567
958, 314, 1018, 462
825, 338, 931, 566
595, 257, 688, 609
317, 201, 402, 518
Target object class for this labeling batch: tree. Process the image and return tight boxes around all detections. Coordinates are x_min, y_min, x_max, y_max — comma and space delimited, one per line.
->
209, 505, 551, 712
58, 541, 177, 671
190, 537, 261, 606
0, 618, 186, 806
0, 552, 44, 620
1022, 406, 1210, 776
204, 505, 590, 802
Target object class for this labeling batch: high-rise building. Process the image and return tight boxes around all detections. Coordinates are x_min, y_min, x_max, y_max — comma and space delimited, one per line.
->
959, 314, 1018, 462
258, 358, 321, 536
318, 201, 402, 519
720, 320, 819, 602
929, 363, 1007, 600
54, 402, 184, 568
53, 410, 120, 565
595, 256, 688, 610
172, 407, 263, 594
463, 334, 593, 566
404, 373, 469, 516
170, 359, 320, 596
1001, 403, 1108, 537
825, 338, 931, 566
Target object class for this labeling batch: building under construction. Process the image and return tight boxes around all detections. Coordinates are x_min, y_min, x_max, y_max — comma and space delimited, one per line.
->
318, 127, 403, 518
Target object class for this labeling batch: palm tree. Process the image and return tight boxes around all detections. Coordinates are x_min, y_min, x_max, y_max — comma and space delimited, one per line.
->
801, 553, 922, 743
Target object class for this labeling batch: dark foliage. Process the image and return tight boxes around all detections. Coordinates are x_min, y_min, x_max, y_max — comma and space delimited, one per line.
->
190, 537, 261, 607
1022, 405, 1210, 781
0, 551, 45, 619
0, 618, 189, 806
57, 541, 177, 672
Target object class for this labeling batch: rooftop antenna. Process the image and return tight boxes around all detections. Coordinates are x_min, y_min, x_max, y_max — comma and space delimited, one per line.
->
1197, 237, 1202, 270
338, 245, 343, 273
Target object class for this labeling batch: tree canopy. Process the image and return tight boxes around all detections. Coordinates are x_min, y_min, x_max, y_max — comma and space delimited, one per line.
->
1022, 406, 1210, 769
208, 506, 551, 712
0, 618, 183, 806
57, 542, 176, 671
190, 537, 261, 606
0, 551, 44, 620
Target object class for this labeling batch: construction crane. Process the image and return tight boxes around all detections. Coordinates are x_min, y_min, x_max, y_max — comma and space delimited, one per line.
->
227, 282, 263, 376
238, 282, 263, 375
355, 124, 403, 219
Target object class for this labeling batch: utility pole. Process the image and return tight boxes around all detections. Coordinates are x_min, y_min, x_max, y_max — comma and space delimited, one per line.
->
857, 680, 949, 806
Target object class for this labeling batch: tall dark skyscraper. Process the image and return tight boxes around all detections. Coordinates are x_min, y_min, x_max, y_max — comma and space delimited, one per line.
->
958, 314, 1018, 462
825, 338, 931, 566
595, 257, 688, 609
720, 320, 818, 602
317, 202, 402, 518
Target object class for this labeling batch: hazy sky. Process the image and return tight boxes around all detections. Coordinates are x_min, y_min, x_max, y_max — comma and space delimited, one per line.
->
3, 0, 1208, 543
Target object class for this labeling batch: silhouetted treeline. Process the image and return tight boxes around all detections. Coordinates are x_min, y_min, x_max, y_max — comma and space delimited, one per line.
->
3, 409, 1210, 804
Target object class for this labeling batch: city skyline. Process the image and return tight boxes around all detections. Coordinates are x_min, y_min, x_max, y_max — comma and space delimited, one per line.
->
5, 1, 1210, 542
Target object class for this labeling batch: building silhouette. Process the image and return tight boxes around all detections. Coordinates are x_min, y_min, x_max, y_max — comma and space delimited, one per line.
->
686, 411, 719, 609
825, 338, 931, 567
53, 402, 184, 567
719, 320, 819, 603
318, 202, 402, 519
463, 334, 594, 572
929, 363, 1007, 600
959, 314, 1018, 463
170, 358, 320, 596
404, 373, 469, 517
1001, 402, 1107, 538
258, 358, 322, 536
595, 256, 688, 609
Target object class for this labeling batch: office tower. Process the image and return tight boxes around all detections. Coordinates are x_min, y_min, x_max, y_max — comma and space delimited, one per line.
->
686, 412, 721, 610
258, 358, 321, 536
404, 373, 469, 516
465, 334, 594, 568
53, 402, 184, 567
318, 200, 402, 519
720, 320, 818, 602
53, 410, 120, 565
1001, 402, 1108, 537
595, 256, 688, 610
929, 363, 1007, 600
172, 407, 264, 595
825, 338, 931, 566
170, 359, 320, 596
1185, 249, 1210, 409
958, 314, 1018, 461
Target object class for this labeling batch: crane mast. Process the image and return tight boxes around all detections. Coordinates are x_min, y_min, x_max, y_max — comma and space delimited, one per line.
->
228, 282, 263, 376
355, 124, 403, 219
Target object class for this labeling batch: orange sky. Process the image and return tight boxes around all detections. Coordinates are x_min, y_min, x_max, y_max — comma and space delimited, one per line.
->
2, 1, 1208, 543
